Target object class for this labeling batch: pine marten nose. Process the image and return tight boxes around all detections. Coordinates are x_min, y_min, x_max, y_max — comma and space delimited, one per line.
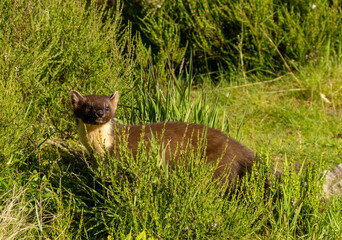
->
96, 110, 104, 117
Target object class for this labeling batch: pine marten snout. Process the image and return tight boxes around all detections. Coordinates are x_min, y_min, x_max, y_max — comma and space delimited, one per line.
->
69, 90, 256, 186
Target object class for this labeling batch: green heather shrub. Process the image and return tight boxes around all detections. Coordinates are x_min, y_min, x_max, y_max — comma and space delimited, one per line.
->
54, 143, 331, 239
123, 0, 342, 77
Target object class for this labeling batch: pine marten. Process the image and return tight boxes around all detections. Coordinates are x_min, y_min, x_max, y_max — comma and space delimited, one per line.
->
69, 90, 256, 186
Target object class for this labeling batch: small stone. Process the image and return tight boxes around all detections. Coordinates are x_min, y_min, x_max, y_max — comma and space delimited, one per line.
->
323, 164, 342, 198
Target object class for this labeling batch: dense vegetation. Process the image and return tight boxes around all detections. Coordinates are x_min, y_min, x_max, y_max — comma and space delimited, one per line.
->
124, 0, 342, 77
1, 0, 342, 238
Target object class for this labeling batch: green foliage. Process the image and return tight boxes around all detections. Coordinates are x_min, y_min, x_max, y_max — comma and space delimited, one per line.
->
123, 0, 342, 77
124, 57, 229, 132
66, 133, 265, 238
266, 157, 327, 237
139, 8, 188, 78
0, 0, 139, 236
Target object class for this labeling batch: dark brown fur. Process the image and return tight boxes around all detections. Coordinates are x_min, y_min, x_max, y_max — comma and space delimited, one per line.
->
69, 90, 256, 186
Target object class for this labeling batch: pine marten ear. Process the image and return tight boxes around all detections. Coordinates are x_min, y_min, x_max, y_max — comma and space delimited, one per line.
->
109, 91, 119, 110
69, 90, 84, 111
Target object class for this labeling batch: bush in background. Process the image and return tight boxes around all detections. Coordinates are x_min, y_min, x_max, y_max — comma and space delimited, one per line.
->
123, 0, 342, 78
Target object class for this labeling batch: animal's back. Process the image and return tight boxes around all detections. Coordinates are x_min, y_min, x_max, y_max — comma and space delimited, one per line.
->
113, 122, 255, 184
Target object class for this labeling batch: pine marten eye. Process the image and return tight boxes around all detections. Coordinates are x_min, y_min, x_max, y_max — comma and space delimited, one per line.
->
105, 105, 110, 111
86, 104, 93, 110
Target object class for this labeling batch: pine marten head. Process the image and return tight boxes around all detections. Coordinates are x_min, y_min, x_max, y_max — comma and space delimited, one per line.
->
69, 90, 119, 125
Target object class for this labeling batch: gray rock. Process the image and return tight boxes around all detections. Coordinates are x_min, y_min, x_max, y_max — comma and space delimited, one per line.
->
323, 164, 342, 198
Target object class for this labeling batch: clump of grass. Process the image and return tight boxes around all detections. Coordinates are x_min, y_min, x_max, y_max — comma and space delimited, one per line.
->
261, 156, 328, 238
124, 57, 229, 133
0, 184, 38, 240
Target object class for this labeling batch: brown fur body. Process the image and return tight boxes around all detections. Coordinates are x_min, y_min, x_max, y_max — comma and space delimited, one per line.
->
69, 90, 255, 186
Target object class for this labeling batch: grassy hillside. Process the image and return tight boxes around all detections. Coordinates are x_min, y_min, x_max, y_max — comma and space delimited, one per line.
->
1, 0, 342, 239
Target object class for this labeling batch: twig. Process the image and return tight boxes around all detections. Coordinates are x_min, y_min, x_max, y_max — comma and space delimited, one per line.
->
239, 10, 301, 87
239, 0, 247, 92
266, 88, 307, 94
259, 28, 302, 87
208, 73, 290, 92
